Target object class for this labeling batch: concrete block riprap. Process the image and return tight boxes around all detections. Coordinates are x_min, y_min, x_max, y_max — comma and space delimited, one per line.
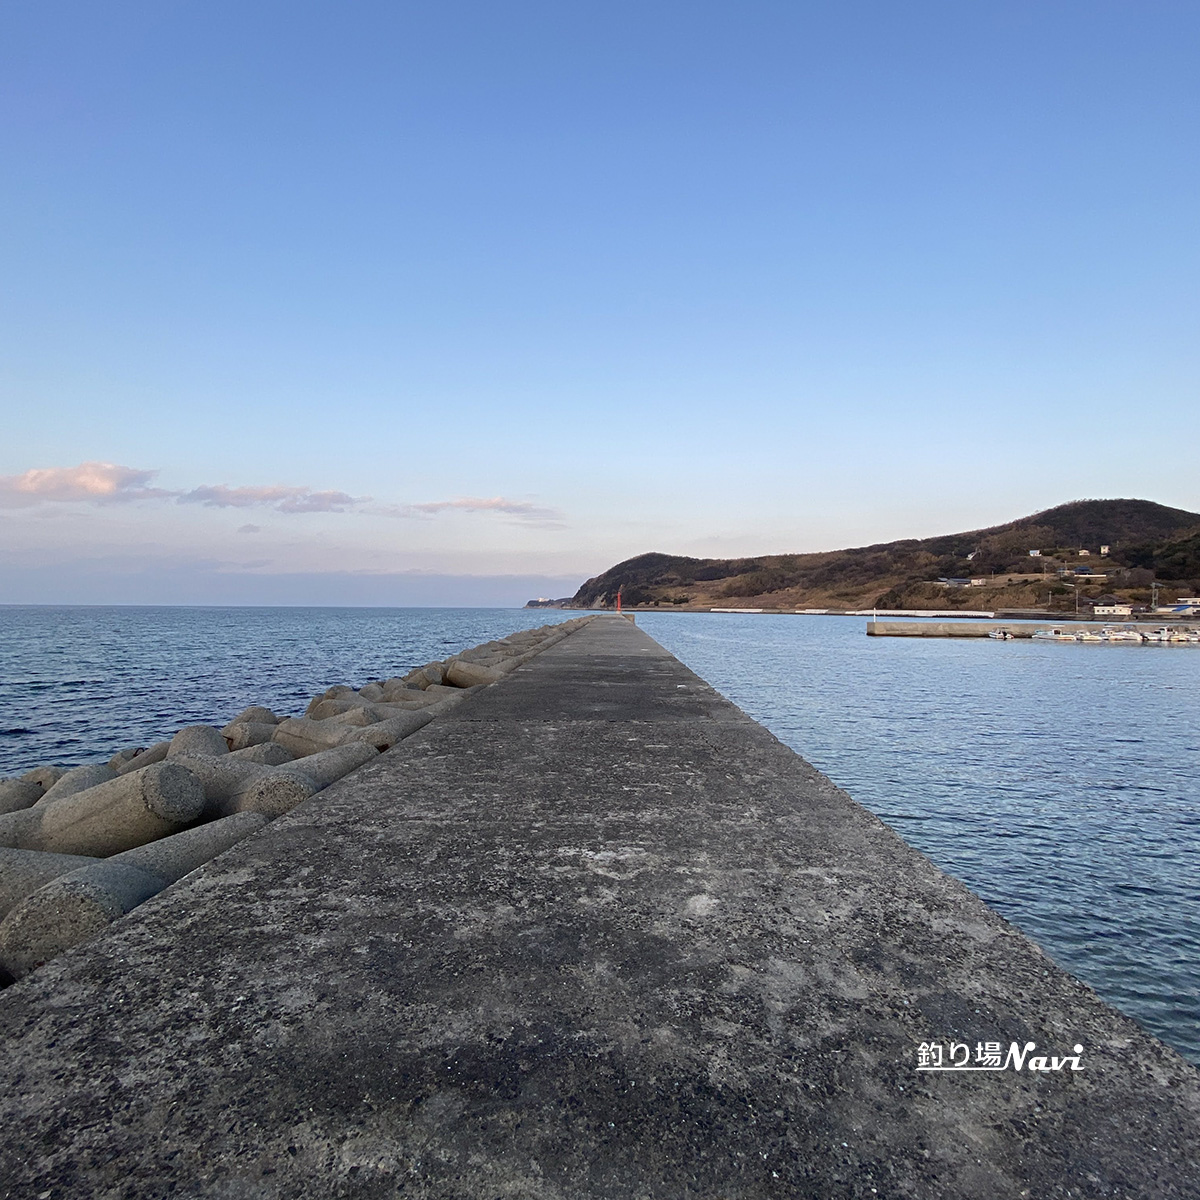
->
113, 740, 170, 775
0, 779, 44, 816
22, 765, 67, 791
0, 848, 100, 920
169, 753, 272, 817
270, 716, 353, 756
233, 742, 380, 818
445, 658, 504, 688
221, 720, 279, 751
107, 746, 145, 772
0, 762, 206, 856
230, 705, 280, 726
0, 614, 1194, 1198
379, 676, 420, 698
404, 662, 446, 689
37, 761, 118, 804
0, 618, 592, 1000
229, 741, 295, 766
0, 767, 68, 815
324, 705, 384, 727
0, 812, 267, 978
306, 692, 440, 721
343, 707, 437, 751
167, 724, 230, 758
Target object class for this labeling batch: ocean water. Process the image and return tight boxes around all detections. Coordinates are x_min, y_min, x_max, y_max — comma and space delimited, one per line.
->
638, 611, 1200, 1066
1, 605, 1197, 1065
0, 606, 582, 772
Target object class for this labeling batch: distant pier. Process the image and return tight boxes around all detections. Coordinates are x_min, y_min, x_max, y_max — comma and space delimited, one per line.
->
868, 619, 1074, 638
1, 616, 1196, 1196
867, 619, 1198, 638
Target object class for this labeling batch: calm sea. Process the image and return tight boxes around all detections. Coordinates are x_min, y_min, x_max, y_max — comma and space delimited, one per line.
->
0, 606, 582, 772
1, 605, 1197, 1065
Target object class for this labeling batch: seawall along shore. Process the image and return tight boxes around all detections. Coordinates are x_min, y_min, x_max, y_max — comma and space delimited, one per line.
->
868, 619, 1142, 638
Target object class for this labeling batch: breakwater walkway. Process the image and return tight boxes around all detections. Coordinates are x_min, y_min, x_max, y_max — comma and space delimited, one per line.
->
1, 616, 1197, 1198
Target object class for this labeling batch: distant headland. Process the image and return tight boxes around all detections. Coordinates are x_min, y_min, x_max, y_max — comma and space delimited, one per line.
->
528, 499, 1200, 614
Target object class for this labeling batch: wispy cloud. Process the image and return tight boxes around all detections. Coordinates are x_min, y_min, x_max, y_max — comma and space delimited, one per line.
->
178, 484, 364, 513
237, 524, 262, 534
372, 496, 564, 524
0, 463, 564, 527
412, 497, 548, 516
0, 462, 173, 507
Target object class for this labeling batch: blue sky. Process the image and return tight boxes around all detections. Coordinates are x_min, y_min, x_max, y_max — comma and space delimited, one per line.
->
2, 1, 1198, 604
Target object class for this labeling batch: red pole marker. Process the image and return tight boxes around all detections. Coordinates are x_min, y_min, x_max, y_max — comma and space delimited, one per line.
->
616, 586, 622, 613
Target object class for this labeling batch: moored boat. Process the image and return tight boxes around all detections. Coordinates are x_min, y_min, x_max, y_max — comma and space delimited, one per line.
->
1142, 626, 1190, 643
1101, 627, 1143, 643
1032, 628, 1080, 642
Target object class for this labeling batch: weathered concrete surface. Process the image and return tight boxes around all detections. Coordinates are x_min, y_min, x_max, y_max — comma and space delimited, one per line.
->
0, 616, 1197, 1199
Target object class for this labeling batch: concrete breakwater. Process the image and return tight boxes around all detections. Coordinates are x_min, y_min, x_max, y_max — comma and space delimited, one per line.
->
0, 617, 592, 983
0, 614, 1196, 1198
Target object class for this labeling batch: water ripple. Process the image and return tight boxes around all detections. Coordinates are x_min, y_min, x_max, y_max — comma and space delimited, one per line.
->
0, 604, 580, 772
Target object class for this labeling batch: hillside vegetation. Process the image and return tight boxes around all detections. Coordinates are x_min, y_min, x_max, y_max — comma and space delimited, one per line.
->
565, 499, 1200, 612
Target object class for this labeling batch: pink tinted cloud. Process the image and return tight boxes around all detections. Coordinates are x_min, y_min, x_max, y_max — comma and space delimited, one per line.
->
178, 485, 364, 513
0, 462, 173, 507
373, 496, 563, 523
411, 497, 543, 515
0, 464, 561, 527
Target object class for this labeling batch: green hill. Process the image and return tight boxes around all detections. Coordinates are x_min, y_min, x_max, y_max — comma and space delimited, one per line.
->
566, 499, 1200, 612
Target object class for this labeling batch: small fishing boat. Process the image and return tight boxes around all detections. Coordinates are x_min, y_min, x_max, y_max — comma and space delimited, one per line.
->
1143, 626, 1191, 643
987, 629, 1014, 640
1077, 630, 1104, 642
1032, 628, 1079, 642
1101, 627, 1143, 643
